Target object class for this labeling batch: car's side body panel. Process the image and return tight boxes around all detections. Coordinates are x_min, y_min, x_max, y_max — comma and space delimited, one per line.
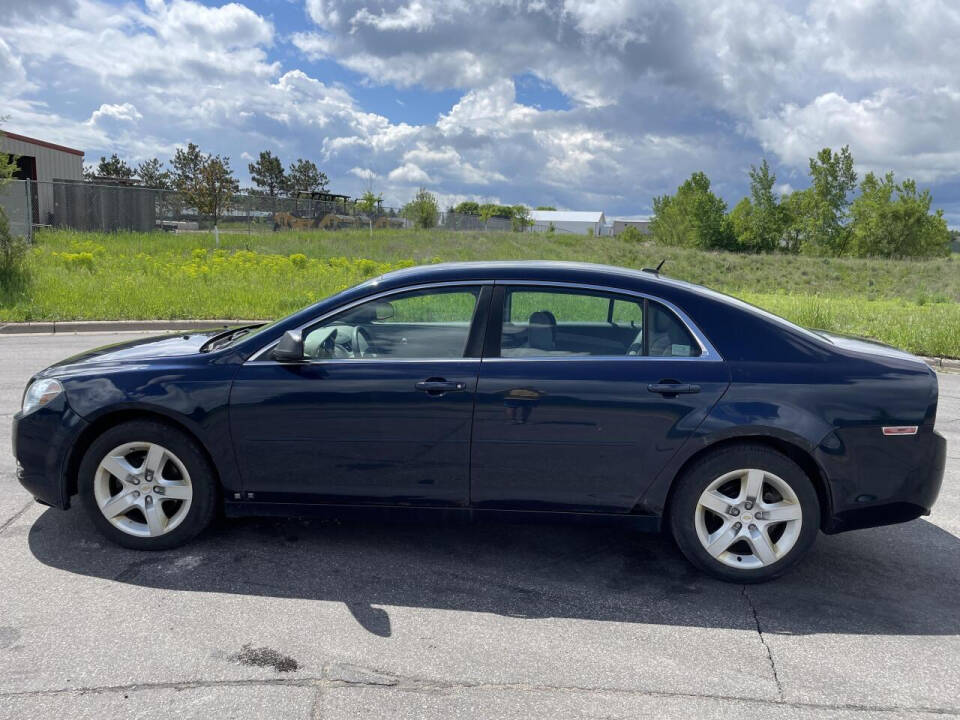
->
228, 359, 480, 506
470, 358, 730, 512
11, 261, 945, 535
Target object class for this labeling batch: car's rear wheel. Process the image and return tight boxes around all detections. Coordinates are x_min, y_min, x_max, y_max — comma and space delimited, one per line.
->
669, 444, 820, 582
78, 420, 216, 550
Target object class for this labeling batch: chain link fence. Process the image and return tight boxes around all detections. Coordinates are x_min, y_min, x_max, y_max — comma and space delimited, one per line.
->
6, 180, 571, 237
0, 179, 32, 241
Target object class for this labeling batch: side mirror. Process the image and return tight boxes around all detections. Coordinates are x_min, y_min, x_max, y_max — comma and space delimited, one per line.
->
373, 301, 395, 321
272, 330, 304, 362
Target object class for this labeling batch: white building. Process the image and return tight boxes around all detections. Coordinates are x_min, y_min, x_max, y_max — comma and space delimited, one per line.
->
1, 131, 84, 225
530, 210, 606, 236
612, 218, 652, 236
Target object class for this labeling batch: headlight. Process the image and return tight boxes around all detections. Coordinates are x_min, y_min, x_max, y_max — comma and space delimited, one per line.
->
21, 379, 64, 416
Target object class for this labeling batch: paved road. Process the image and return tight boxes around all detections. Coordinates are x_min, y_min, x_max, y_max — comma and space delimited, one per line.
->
0, 332, 957, 719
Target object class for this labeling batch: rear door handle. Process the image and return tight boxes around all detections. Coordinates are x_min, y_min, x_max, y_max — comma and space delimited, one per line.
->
647, 382, 701, 396
416, 379, 466, 395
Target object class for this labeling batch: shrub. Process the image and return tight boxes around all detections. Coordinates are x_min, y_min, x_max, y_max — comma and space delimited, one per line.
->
619, 226, 645, 243
0, 208, 27, 281
403, 188, 439, 229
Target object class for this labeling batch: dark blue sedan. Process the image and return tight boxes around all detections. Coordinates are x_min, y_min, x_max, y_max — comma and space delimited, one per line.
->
12, 261, 946, 581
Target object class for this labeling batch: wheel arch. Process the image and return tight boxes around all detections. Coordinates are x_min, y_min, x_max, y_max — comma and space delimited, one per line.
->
64, 408, 223, 505
657, 435, 833, 532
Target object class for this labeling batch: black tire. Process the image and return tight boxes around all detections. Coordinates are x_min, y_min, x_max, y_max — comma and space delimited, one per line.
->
78, 420, 218, 550
669, 444, 820, 583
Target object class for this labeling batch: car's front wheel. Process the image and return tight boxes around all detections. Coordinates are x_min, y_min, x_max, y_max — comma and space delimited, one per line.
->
78, 420, 217, 550
669, 444, 820, 582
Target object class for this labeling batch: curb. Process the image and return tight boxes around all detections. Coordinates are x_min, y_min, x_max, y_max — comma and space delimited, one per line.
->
921, 356, 960, 373
0, 320, 264, 335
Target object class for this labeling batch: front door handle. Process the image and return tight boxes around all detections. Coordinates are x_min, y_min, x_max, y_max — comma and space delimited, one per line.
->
647, 382, 701, 396
416, 379, 466, 395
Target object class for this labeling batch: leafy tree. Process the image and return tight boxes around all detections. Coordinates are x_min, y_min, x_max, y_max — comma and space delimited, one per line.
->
650, 172, 735, 249
453, 201, 480, 215
171, 143, 237, 225
511, 205, 532, 232
785, 146, 857, 255
136, 158, 171, 189
287, 158, 327, 194
535, 205, 556, 211
356, 189, 382, 214
0, 125, 26, 279
195, 155, 238, 227
93, 153, 134, 180
403, 187, 439, 228
731, 159, 787, 252
248, 150, 286, 197
848, 172, 950, 257
171, 143, 204, 195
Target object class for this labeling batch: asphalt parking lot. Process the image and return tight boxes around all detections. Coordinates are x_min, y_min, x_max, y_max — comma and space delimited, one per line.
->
0, 332, 958, 719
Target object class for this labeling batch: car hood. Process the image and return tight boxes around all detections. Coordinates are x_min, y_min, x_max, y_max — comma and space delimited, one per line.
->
39, 331, 220, 373
814, 330, 926, 364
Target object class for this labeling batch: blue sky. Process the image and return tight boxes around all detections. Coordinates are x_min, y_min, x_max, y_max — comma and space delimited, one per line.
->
3, 0, 960, 224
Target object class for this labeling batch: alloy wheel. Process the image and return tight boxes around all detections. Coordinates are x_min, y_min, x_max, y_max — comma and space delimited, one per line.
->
93, 441, 193, 538
694, 468, 803, 569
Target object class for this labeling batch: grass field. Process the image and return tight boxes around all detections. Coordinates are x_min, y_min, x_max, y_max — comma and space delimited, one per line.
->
2, 228, 959, 357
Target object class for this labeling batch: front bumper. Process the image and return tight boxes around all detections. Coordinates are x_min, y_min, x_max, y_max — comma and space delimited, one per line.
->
12, 396, 89, 509
819, 428, 946, 534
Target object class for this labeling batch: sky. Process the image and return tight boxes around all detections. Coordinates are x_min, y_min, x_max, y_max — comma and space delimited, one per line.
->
2, 0, 960, 223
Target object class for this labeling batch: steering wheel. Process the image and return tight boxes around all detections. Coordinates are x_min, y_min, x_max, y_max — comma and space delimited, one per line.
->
352, 326, 372, 358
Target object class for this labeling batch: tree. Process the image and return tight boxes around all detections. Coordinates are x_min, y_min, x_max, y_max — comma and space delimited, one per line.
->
848, 172, 950, 257
356, 189, 382, 214
248, 150, 286, 197
453, 201, 480, 215
92, 153, 134, 180
403, 187, 439, 228
0, 125, 26, 279
785, 146, 857, 255
171, 143, 237, 226
511, 205, 532, 232
136, 158, 171, 189
195, 155, 238, 227
287, 158, 327, 194
535, 205, 556, 211
650, 171, 735, 249
730, 159, 787, 252
171, 143, 204, 195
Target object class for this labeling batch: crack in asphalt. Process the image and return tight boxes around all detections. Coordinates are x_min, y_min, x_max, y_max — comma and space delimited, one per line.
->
742, 585, 784, 702
0, 500, 34, 536
1, 669, 958, 716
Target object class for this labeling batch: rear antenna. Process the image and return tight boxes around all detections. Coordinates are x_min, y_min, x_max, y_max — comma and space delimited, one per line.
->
642, 259, 666, 275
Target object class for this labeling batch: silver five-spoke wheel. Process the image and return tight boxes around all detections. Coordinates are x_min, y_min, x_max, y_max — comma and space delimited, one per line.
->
694, 468, 803, 570
93, 441, 193, 538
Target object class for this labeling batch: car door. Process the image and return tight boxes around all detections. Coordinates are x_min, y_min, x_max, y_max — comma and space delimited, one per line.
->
229, 283, 490, 506
469, 283, 731, 513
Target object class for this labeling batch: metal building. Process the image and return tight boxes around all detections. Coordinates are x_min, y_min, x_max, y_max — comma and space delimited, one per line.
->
1, 131, 84, 226
529, 210, 607, 236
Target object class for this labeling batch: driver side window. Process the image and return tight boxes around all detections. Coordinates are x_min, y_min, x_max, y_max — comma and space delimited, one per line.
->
302, 287, 481, 360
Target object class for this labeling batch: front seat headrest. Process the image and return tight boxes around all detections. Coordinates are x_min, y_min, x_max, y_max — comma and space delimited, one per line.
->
528, 310, 557, 350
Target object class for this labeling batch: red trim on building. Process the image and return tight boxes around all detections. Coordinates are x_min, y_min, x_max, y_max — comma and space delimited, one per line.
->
2, 131, 84, 157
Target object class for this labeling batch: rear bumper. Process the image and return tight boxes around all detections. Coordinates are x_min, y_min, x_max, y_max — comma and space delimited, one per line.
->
820, 428, 946, 534
12, 398, 88, 510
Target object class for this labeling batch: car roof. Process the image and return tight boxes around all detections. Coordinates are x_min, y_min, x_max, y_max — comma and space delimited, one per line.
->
376, 260, 701, 294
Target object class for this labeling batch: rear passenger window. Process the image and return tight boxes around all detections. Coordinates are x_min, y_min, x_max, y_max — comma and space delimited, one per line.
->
499, 287, 700, 358
647, 302, 700, 357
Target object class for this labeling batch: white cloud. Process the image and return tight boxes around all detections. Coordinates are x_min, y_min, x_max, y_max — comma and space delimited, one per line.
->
88, 103, 143, 126
5, 0, 960, 219
387, 162, 432, 183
